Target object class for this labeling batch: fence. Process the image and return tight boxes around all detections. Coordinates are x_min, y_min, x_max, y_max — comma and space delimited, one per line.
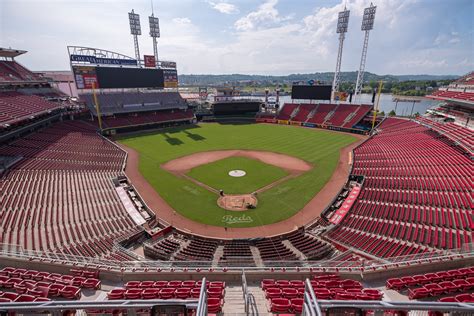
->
0, 243, 472, 274
302, 278, 474, 316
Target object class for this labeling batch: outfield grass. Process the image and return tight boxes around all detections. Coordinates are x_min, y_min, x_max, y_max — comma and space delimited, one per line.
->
187, 156, 289, 194
119, 123, 357, 227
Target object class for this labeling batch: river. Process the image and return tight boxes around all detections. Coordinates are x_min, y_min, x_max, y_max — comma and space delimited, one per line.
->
276, 93, 437, 116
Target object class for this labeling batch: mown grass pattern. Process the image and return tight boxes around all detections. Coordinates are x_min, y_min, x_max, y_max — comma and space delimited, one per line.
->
119, 123, 357, 227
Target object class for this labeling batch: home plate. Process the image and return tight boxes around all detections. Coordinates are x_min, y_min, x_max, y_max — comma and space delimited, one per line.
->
228, 170, 246, 177
217, 194, 257, 211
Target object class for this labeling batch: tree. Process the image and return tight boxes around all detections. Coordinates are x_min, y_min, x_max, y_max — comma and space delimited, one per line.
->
369, 80, 378, 89
389, 110, 396, 117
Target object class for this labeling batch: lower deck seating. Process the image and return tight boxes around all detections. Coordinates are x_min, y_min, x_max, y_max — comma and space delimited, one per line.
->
285, 230, 334, 260
100, 109, 194, 129
0, 121, 140, 258
326, 118, 473, 258
416, 116, 473, 152
174, 236, 219, 261
255, 239, 299, 262
219, 241, 254, 267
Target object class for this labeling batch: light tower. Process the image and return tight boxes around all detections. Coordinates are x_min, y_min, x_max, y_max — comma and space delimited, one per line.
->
354, 3, 377, 101
128, 10, 142, 66
149, 12, 160, 67
331, 7, 350, 102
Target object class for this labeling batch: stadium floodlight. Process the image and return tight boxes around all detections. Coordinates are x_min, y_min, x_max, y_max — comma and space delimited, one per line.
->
336, 9, 350, 34
129, 10, 142, 66
149, 16, 160, 38
354, 3, 377, 100
149, 14, 160, 66
129, 11, 142, 35
332, 7, 350, 102
361, 5, 376, 31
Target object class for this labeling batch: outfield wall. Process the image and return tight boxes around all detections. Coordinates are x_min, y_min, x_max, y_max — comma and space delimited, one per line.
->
256, 118, 370, 135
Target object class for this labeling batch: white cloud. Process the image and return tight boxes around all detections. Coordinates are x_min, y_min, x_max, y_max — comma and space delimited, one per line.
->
163, 0, 473, 75
1, 0, 471, 75
208, 1, 239, 14
434, 31, 461, 46
172, 17, 192, 25
234, 0, 291, 31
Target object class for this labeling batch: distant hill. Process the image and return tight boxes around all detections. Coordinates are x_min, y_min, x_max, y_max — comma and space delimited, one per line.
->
179, 71, 459, 86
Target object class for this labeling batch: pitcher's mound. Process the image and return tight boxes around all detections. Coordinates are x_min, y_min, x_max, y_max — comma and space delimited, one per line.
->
217, 194, 258, 211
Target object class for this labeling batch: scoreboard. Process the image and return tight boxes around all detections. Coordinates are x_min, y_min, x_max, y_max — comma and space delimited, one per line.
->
291, 85, 332, 100
73, 66, 170, 89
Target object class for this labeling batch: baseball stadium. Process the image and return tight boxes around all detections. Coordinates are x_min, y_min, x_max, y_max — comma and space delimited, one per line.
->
0, 2, 473, 316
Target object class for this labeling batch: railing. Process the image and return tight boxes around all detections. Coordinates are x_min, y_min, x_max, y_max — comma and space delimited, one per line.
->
0, 243, 472, 273
303, 278, 323, 316
0, 299, 199, 313
302, 278, 474, 315
195, 277, 207, 316
242, 270, 250, 315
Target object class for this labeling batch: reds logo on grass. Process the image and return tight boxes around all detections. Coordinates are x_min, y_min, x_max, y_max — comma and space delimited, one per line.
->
222, 214, 253, 224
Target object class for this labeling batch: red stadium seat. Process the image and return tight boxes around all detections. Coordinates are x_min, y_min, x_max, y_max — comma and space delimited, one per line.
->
265, 288, 281, 299
282, 288, 299, 299
159, 288, 175, 299
107, 288, 125, 300
60, 286, 81, 299
291, 298, 304, 313
270, 298, 291, 313
207, 298, 222, 313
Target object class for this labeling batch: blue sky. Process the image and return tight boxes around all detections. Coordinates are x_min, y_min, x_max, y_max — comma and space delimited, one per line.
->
0, 0, 473, 75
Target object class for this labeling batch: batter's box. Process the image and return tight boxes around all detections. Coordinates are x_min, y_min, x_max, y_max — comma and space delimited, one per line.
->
217, 194, 258, 211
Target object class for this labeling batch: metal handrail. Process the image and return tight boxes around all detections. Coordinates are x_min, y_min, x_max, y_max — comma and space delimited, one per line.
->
195, 277, 207, 316
242, 269, 250, 315
0, 299, 198, 312
0, 242, 472, 273
304, 278, 323, 316
317, 300, 474, 313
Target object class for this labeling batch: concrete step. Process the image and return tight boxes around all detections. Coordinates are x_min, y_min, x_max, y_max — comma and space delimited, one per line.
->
213, 245, 224, 266
246, 285, 271, 316
282, 239, 306, 260
250, 246, 263, 266
222, 285, 246, 315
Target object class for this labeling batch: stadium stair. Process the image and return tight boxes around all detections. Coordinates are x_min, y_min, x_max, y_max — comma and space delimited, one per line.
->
221, 285, 247, 314
282, 240, 307, 260
250, 247, 264, 266
247, 285, 270, 314
305, 104, 319, 122
323, 104, 339, 124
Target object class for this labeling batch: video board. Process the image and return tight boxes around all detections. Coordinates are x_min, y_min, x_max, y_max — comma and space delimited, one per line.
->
73, 66, 167, 89
163, 69, 178, 88
291, 85, 332, 100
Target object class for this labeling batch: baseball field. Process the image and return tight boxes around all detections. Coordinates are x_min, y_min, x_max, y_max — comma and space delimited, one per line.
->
118, 123, 357, 228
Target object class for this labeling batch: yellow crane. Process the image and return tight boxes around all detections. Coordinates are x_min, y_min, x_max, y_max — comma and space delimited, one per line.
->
372, 80, 383, 130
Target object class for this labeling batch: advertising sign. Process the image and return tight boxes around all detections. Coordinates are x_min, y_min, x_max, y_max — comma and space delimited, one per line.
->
144, 55, 156, 68
330, 186, 361, 225
199, 87, 208, 100
72, 66, 98, 89
70, 54, 137, 66
160, 61, 177, 69
334, 91, 348, 101
163, 69, 178, 88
